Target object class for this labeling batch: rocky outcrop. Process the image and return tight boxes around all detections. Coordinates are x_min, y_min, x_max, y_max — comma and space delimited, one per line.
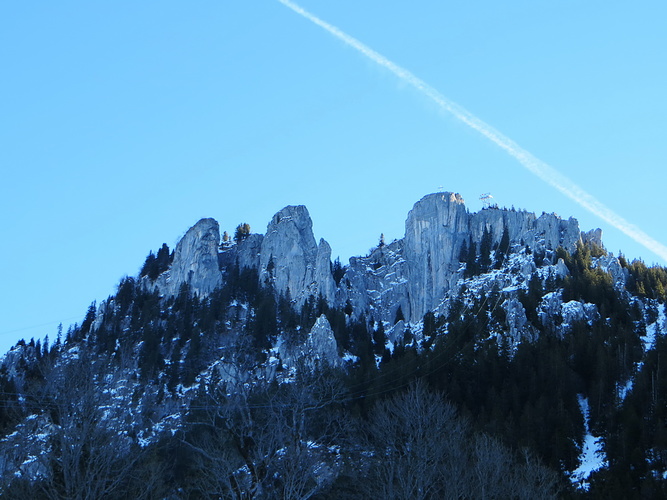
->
315, 239, 336, 302
594, 254, 627, 287
303, 315, 341, 368
275, 315, 341, 371
235, 233, 264, 270
582, 228, 603, 248
502, 297, 531, 343
561, 300, 599, 326
137, 192, 604, 335
259, 206, 335, 305
328, 192, 599, 324
469, 208, 582, 256
404, 192, 469, 322
217, 233, 264, 280
162, 218, 222, 296
400, 194, 589, 322
333, 239, 410, 325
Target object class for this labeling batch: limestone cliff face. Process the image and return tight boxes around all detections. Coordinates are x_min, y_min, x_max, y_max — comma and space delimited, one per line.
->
315, 239, 337, 302
259, 206, 335, 305
217, 233, 264, 281
582, 228, 603, 248
138, 192, 602, 336
341, 193, 591, 323
468, 208, 582, 255
168, 206, 335, 306
404, 192, 469, 322
335, 239, 410, 325
236, 234, 264, 270
166, 218, 222, 296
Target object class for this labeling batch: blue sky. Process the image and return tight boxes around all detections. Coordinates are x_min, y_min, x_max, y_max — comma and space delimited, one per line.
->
1, 1, 666, 354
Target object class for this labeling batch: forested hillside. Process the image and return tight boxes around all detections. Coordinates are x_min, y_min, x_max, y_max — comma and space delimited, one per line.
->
1, 194, 667, 498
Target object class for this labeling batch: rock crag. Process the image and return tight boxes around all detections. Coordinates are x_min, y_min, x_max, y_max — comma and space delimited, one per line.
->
141, 192, 602, 332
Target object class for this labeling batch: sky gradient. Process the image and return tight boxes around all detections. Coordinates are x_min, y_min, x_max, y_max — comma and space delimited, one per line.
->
1, 1, 666, 354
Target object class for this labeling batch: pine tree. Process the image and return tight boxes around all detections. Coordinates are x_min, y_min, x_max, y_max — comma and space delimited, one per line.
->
42, 335, 49, 357
494, 226, 510, 269
140, 251, 156, 278
55, 323, 62, 351
154, 243, 171, 276
519, 273, 543, 326
373, 321, 386, 355
80, 302, 97, 336
423, 311, 437, 350
234, 223, 251, 243
479, 226, 493, 272
458, 239, 469, 263
331, 257, 345, 286
465, 240, 479, 278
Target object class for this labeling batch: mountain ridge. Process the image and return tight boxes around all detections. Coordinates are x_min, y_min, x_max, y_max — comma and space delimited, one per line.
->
2, 190, 667, 498
137, 191, 603, 327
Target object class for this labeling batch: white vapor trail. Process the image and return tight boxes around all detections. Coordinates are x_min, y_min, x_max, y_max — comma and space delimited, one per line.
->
278, 0, 667, 263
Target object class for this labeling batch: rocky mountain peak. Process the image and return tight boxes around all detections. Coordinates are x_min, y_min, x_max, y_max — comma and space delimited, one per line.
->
260, 205, 334, 305
404, 192, 470, 321
5, 189, 656, 499
164, 217, 222, 296
141, 191, 602, 331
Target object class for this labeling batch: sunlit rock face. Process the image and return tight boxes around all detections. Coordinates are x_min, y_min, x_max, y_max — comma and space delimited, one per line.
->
259, 205, 335, 306
404, 192, 469, 322
144, 192, 596, 332
468, 204, 582, 256
166, 218, 222, 297
329, 192, 592, 324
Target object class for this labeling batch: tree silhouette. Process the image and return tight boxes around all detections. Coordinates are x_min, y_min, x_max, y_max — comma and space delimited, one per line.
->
234, 223, 251, 243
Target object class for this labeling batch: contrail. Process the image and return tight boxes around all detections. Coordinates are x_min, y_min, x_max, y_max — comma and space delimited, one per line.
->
278, 0, 667, 263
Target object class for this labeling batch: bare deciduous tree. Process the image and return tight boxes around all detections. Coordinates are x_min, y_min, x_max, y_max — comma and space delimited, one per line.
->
183, 362, 346, 499
361, 381, 560, 500
363, 380, 468, 500
38, 355, 145, 499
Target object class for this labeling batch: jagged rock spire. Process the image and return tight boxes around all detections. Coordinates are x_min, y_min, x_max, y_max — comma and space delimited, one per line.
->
163, 218, 223, 297
259, 205, 335, 305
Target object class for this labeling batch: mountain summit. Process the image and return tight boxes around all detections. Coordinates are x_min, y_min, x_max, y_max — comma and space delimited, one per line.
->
144, 192, 599, 325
